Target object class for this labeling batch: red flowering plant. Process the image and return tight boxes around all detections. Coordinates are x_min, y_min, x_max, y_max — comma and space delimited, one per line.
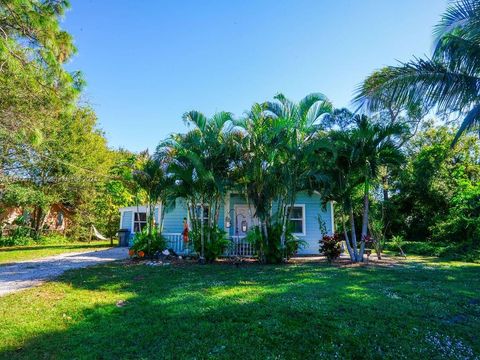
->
319, 233, 342, 263
362, 234, 374, 249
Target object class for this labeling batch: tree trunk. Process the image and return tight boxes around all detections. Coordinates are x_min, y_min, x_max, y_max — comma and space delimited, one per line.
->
348, 205, 359, 262
200, 203, 205, 263
342, 213, 355, 261
382, 174, 389, 202
159, 202, 166, 235
148, 200, 155, 258
280, 194, 295, 261
32, 206, 43, 239
260, 218, 269, 264
359, 180, 370, 262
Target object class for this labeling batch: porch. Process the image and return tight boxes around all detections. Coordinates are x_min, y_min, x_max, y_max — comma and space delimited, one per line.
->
163, 233, 256, 258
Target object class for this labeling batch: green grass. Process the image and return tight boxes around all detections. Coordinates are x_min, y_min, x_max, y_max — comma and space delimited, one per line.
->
384, 241, 480, 263
0, 241, 114, 264
0, 257, 479, 359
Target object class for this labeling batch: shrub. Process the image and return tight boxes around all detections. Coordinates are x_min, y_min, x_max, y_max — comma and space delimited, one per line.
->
131, 227, 167, 257
35, 234, 70, 245
0, 235, 33, 247
191, 225, 229, 262
0, 233, 71, 247
247, 223, 306, 264
319, 233, 342, 262
383, 240, 480, 262
389, 235, 406, 257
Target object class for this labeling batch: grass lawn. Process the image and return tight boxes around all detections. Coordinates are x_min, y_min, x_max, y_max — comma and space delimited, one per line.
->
0, 241, 115, 264
0, 257, 479, 359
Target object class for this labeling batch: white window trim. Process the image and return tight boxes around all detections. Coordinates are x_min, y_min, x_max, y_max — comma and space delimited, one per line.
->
119, 205, 162, 233
133, 211, 148, 233
286, 204, 306, 236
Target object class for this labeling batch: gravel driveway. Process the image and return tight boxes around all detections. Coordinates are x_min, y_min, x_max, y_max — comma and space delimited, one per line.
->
0, 247, 129, 297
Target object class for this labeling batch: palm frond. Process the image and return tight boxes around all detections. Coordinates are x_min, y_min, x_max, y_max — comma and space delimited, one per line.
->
355, 58, 479, 113
434, 0, 479, 48
435, 32, 480, 74
182, 110, 207, 132
298, 92, 330, 119
304, 100, 333, 128
452, 103, 480, 145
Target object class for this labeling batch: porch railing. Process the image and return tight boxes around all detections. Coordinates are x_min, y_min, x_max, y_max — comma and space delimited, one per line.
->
224, 235, 256, 258
163, 232, 193, 255
161, 233, 256, 258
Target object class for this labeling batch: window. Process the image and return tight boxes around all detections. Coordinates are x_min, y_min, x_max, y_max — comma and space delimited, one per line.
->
56, 211, 64, 227
195, 205, 209, 225
287, 205, 305, 235
134, 212, 147, 232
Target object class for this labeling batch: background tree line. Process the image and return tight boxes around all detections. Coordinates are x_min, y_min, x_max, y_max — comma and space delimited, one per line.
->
0, 0, 139, 243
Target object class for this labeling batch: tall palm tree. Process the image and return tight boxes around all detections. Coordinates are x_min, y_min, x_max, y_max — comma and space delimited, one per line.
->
157, 111, 241, 262
235, 103, 280, 250
311, 115, 405, 261
132, 155, 173, 255
235, 93, 332, 262
355, 0, 480, 145
262, 93, 332, 255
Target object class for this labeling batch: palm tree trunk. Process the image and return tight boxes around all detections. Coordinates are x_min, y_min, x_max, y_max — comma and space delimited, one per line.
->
200, 203, 205, 263
159, 201, 166, 235
280, 197, 293, 261
348, 204, 359, 262
359, 180, 370, 262
382, 174, 389, 201
342, 213, 355, 261
207, 200, 212, 258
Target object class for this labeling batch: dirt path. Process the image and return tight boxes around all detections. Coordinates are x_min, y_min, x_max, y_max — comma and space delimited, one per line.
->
0, 247, 129, 296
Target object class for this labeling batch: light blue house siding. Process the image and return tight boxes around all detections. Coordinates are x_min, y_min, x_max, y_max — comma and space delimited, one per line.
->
293, 192, 332, 254
226, 191, 332, 254
119, 192, 334, 255
162, 198, 188, 233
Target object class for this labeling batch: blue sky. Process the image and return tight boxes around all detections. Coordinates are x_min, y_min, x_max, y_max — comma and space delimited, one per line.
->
63, 0, 446, 152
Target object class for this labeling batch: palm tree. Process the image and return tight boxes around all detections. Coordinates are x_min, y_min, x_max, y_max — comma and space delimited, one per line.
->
262, 93, 332, 256
355, 0, 480, 145
132, 155, 173, 255
235, 103, 280, 252
350, 116, 405, 258
157, 111, 241, 262
311, 115, 405, 261
235, 93, 332, 262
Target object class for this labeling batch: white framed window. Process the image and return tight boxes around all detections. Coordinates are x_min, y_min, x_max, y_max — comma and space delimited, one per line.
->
194, 205, 209, 225
286, 204, 306, 235
133, 212, 147, 232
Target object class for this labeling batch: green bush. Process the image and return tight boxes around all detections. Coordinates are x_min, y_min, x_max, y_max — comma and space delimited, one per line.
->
384, 240, 480, 262
131, 227, 167, 257
247, 223, 306, 264
0, 235, 33, 247
191, 225, 229, 262
35, 234, 71, 245
0, 231, 71, 247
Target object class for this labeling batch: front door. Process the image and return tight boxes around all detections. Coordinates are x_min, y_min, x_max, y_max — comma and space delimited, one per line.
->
234, 205, 256, 236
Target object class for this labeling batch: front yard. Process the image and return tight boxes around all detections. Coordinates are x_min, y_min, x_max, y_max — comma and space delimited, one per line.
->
0, 257, 479, 359
0, 241, 114, 264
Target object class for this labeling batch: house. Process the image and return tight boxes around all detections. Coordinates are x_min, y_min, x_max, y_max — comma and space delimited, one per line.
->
119, 191, 334, 256
0, 203, 73, 236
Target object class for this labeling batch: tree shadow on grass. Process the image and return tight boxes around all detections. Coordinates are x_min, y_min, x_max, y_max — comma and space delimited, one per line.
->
1, 261, 480, 359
